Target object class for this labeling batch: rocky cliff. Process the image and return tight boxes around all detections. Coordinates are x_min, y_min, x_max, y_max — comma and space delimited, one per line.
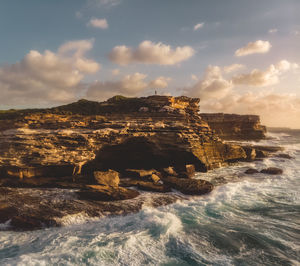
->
0, 95, 278, 230
0, 96, 247, 179
200, 113, 266, 140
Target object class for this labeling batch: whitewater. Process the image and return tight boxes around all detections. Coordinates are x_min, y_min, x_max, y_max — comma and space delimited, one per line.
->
0, 130, 299, 265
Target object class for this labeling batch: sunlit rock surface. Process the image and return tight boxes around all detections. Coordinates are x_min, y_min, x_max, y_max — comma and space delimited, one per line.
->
200, 113, 266, 140
0, 95, 247, 178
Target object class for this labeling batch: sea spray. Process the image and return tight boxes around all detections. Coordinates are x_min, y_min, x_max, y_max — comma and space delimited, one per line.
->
0, 130, 299, 265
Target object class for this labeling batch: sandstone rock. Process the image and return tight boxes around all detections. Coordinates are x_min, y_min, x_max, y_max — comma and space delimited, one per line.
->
260, 167, 283, 175
124, 169, 155, 179
150, 174, 161, 183
162, 166, 178, 176
93, 170, 120, 187
243, 147, 257, 161
137, 181, 171, 193
77, 185, 140, 201
244, 168, 259, 175
201, 113, 266, 140
162, 176, 213, 195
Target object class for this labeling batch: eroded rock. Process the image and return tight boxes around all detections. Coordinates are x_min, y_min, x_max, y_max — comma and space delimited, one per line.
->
94, 170, 120, 187
244, 168, 259, 175
260, 167, 283, 175
162, 176, 213, 195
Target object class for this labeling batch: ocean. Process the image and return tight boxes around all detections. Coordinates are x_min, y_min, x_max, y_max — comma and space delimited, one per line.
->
0, 130, 299, 266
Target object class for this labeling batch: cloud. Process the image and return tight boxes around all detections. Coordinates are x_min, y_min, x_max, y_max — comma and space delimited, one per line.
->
232, 60, 298, 87
193, 23, 204, 31
235, 40, 271, 56
223, 64, 245, 74
191, 74, 198, 81
87, 18, 108, 29
268, 28, 278, 34
185, 61, 300, 128
188, 65, 233, 100
202, 91, 300, 128
86, 73, 170, 100
111, 68, 120, 76
109, 40, 195, 65
149, 76, 171, 89
0, 39, 100, 106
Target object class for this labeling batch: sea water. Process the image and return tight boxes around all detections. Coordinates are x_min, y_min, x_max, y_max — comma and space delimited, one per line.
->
0, 130, 299, 266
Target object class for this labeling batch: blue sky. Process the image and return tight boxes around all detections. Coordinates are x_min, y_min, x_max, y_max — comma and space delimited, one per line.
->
0, 0, 299, 127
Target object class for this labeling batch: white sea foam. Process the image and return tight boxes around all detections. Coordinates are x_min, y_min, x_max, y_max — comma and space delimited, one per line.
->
0, 131, 299, 265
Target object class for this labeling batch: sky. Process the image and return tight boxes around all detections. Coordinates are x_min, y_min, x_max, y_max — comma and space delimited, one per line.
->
0, 0, 299, 128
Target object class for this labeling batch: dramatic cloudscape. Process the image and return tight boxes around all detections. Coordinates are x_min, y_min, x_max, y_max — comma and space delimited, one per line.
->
0, 0, 299, 128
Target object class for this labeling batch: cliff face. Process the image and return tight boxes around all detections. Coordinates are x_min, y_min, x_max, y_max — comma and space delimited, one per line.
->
0, 96, 246, 179
200, 113, 266, 140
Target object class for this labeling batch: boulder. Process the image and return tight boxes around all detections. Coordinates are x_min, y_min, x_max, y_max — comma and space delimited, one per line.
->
137, 181, 171, 193
243, 147, 257, 161
124, 169, 156, 179
162, 176, 213, 195
275, 153, 293, 159
255, 150, 269, 158
260, 167, 283, 175
244, 168, 259, 175
94, 170, 120, 187
184, 164, 196, 178
77, 185, 140, 201
150, 174, 161, 183
162, 166, 178, 177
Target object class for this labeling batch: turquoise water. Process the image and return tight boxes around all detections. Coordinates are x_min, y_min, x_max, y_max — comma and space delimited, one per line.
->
0, 131, 299, 265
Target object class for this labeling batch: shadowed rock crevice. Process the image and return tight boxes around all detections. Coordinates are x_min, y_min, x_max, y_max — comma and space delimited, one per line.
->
83, 136, 208, 173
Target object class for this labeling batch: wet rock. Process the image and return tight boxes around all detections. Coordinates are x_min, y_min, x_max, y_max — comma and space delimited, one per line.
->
0, 203, 17, 223
255, 150, 269, 158
162, 176, 213, 195
10, 215, 58, 231
77, 185, 140, 201
260, 167, 283, 175
244, 168, 259, 175
275, 153, 293, 159
243, 147, 257, 161
94, 170, 120, 187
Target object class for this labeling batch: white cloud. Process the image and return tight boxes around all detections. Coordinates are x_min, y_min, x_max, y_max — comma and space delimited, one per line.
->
223, 64, 245, 74
0, 40, 100, 106
191, 74, 198, 81
149, 76, 171, 89
235, 40, 271, 57
185, 60, 300, 128
268, 28, 278, 34
232, 60, 298, 87
87, 18, 108, 29
111, 68, 120, 76
193, 23, 204, 31
87, 73, 170, 100
109, 40, 195, 65
188, 65, 233, 100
